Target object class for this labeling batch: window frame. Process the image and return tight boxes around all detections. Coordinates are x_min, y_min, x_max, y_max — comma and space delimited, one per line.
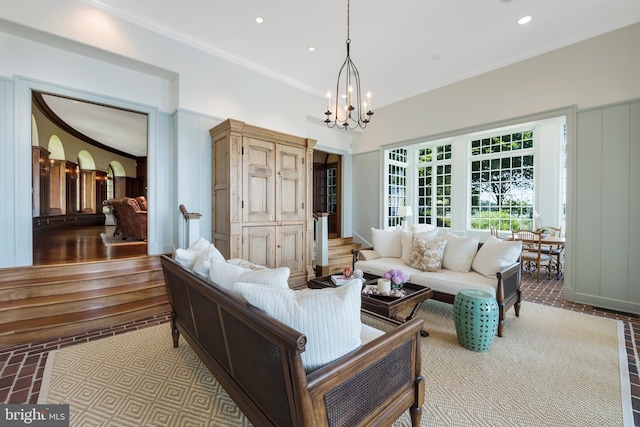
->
382, 116, 566, 234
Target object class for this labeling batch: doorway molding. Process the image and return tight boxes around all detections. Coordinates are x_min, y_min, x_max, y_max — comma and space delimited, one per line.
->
13, 76, 172, 266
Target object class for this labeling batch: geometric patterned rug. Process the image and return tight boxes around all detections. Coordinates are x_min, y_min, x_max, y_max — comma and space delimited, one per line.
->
39, 300, 633, 426
39, 324, 250, 426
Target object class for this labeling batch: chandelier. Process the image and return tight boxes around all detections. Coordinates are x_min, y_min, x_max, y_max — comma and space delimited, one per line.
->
324, 0, 373, 130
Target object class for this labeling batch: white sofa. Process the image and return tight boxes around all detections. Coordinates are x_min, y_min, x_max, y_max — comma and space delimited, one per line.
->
353, 227, 523, 337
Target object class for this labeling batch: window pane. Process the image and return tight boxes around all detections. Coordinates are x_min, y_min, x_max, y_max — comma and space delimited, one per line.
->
469, 129, 535, 231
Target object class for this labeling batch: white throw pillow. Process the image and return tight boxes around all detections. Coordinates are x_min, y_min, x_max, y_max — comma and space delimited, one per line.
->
234, 280, 362, 373
174, 237, 211, 269
371, 227, 402, 258
192, 244, 226, 278
441, 232, 479, 272
209, 260, 290, 294
400, 229, 439, 262
472, 236, 523, 278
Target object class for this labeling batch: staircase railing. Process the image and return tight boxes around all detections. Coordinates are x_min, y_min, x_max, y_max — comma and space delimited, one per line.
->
179, 204, 202, 249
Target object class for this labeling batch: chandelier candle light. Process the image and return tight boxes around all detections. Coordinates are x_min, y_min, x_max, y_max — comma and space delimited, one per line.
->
324, 0, 373, 129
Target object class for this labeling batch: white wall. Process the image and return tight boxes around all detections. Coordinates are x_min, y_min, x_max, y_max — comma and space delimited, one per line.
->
0, 16, 351, 267
356, 23, 640, 154
351, 22, 640, 313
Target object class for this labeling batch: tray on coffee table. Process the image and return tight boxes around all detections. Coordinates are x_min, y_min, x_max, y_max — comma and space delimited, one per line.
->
308, 273, 432, 337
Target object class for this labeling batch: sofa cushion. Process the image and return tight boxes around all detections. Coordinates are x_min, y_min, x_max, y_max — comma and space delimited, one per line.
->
409, 269, 499, 298
192, 244, 226, 277
209, 260, 290, 295
234, 279, 362, 373
400, 229, 439, 262
405, 235, 447, 272
226, 258, 268, 271
356, 255, 499, 298
441, 232, 479, 272
361, 324, 385, 344
356, 257, 414, 279
472, 236, 522, 278
174, 237, 212, 269
371, 228, 402, 258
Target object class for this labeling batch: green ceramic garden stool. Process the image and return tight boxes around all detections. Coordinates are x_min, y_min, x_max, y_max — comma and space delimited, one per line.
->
453, 289, 499, 352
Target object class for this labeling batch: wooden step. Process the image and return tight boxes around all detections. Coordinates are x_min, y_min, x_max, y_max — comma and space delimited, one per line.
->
327, 255, 355, 272
0, 256, 160, 288
0, 255, 170, 348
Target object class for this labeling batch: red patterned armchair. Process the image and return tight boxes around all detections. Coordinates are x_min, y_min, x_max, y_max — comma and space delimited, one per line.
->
103, 197, 147, 240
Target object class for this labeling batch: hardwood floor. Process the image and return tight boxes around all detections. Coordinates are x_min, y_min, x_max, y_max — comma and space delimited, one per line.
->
33, 225, 147, 265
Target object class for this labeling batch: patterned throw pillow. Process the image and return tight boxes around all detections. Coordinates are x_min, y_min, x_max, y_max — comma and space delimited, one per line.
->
405, 235, 447, 272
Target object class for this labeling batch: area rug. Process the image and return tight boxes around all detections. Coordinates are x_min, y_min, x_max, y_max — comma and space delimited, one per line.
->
39, 301, 632, 426
100, 232, 147, 247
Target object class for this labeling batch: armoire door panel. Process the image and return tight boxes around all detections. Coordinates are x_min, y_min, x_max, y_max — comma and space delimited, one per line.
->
278, 224, 303, 273
243, 226, 275, 268
243, 138, 275, 223
277, 144, 304, 221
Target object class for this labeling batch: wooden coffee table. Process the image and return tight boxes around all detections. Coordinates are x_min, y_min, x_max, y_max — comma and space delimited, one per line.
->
308, 273, 433, 337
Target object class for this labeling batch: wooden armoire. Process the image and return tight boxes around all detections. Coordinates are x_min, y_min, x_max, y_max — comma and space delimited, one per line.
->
210, 119, 316, 288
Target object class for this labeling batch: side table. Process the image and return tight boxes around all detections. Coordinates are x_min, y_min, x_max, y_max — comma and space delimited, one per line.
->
453, 289, 499, 352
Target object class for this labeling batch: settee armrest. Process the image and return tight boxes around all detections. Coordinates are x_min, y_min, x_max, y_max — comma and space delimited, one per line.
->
352, 247, 374, 269
495, 262, 522, 337
306, 317, 424, 427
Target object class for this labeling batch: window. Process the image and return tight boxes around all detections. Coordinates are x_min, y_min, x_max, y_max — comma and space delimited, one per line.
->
470, 130, 535, 231
387, 149, 408, 227
417, 145, 452, 227
382, 116, 564, 234
327, 167, 337, 213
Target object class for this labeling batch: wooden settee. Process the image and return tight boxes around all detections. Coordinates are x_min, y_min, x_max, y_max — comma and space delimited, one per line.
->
161, 255, 425, 427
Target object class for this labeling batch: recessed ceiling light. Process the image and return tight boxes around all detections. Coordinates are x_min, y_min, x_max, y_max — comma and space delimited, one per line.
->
518, 16, 532, 25
308, 46, 316, 52
255, 17, 264, 24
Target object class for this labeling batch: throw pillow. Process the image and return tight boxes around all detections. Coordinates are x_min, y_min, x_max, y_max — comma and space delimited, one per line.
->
192, 244, 226, 278
405, 235, 447, 272
441, 232, 479, 272
209, 260, 290, 294
174, 237, 211, 269
371, 227, 402, 258
400, 229, 439, 262
234, 279, 362, 373
472, 236, 523, 278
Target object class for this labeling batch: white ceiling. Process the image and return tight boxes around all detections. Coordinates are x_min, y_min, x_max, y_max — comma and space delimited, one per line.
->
36, 0, 640, 154
41, 94, 148, 157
